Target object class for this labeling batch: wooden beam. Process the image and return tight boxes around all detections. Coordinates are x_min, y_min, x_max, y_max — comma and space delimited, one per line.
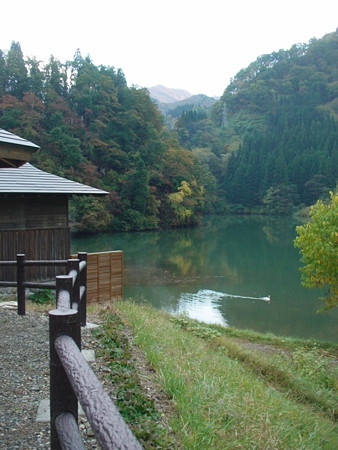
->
0, 157, 17, 167
0, 144, 38, 162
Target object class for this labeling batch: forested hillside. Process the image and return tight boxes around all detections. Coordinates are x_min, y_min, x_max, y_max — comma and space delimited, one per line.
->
155, 94, 217, 130
176, 30, 338, 214
0, 45, 211, 232
0, 31, 337, 232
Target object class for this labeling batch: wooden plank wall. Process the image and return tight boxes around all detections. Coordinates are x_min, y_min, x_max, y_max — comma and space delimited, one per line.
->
0, 195, 68, 230
0, 228, 70, 280
0, 194, 69, 280
86, 251, 123, 303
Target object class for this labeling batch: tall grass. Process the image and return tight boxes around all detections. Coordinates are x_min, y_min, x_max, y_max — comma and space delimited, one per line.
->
113, 301, 337, 449
182, 322, 338, 420
221, 340, 337, 414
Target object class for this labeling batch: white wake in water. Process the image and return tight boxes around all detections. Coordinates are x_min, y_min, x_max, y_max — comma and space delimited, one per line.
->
198, 289, 271, 302
174, 289, 270, 326
175, 290, 228, 325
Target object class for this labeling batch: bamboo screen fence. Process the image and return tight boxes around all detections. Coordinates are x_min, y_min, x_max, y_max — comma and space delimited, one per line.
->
85, 251, 123, 303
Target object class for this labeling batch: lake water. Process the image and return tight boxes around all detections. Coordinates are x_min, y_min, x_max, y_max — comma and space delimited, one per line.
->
71, 215, 338, 342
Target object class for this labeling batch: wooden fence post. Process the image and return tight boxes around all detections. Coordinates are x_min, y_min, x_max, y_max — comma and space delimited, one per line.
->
67, 258, 80, 310
49, 308, 80, 450
78, 252, 87, 327
55, 275, 72, 309
16, 254, 25, 315
66, 258, 81, 330
50, 275, 81, 450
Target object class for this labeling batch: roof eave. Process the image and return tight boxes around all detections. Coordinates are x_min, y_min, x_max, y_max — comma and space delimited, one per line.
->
0, 129, 40, 167
0, 144, 39, 167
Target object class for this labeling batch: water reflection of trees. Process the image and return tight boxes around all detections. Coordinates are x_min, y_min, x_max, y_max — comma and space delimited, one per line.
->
261, 216, 298, 244
71, 215, 297, 286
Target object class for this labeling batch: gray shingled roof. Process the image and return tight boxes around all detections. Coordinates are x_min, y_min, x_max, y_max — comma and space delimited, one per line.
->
0, 163, 108, 195
0, 129, 40, 150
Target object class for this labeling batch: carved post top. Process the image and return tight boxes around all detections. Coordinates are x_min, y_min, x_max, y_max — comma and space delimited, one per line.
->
49, 308, 77, 316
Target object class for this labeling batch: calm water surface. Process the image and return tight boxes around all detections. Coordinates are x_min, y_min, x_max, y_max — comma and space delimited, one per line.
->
71, 215, 338, 342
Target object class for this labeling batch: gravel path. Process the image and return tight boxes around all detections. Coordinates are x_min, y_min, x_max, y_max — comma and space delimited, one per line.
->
0, 306, 100, 449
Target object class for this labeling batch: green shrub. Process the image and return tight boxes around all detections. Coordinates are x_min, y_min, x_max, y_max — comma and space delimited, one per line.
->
28, 289, 54, 304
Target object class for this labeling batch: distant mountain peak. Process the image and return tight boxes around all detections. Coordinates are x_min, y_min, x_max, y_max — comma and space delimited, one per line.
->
148, 85, 193, 103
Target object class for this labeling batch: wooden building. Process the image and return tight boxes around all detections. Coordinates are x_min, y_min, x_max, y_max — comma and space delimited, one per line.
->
0, 129, 108, 280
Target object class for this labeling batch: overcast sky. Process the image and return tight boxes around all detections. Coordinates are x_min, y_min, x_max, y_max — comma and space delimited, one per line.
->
1, 0, 337, 97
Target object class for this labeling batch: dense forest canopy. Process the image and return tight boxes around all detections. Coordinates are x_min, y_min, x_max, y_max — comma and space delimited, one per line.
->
0, 44, 210, 231
0, 31, 337, 231
176, 31, 338, 215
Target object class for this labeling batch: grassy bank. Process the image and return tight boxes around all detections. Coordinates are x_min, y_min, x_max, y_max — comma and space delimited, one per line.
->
93, 301, 338, 449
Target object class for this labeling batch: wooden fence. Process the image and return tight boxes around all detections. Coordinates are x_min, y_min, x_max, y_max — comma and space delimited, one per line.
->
50, 266, 142, 449
0, 251, 123, 314
86, 251, 123, 302
0, 253, 87, 319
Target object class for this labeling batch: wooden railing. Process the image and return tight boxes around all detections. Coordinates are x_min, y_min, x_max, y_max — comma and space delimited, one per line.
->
49, 265, 142, 449
1, 252, 140, 447
0, 253, 87, 324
